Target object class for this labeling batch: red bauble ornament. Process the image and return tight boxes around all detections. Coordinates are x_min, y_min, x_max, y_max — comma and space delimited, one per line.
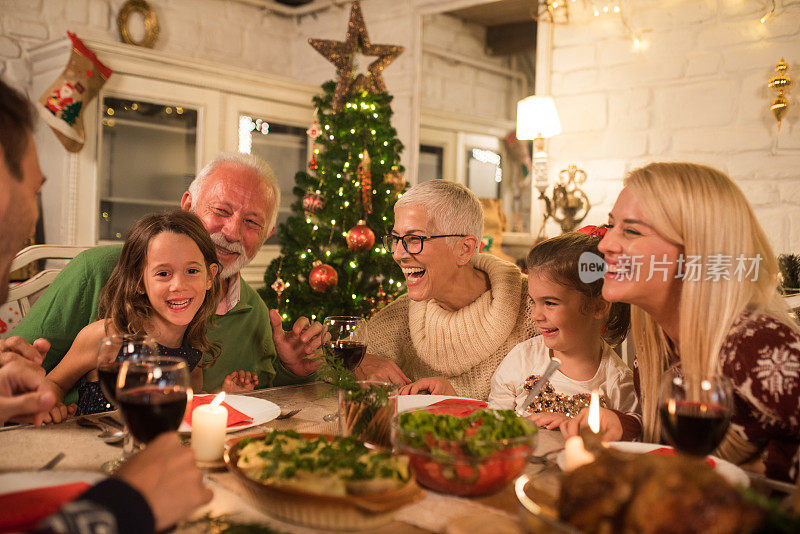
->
302, 190, 326, 217
346, 220, 375, 251
309, 261, 338, 292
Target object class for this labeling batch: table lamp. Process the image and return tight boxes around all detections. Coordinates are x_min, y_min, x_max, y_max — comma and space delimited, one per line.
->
516, 95, 562, 195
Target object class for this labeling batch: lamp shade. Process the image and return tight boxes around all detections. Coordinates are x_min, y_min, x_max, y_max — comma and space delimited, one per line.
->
516, 96, 562, 140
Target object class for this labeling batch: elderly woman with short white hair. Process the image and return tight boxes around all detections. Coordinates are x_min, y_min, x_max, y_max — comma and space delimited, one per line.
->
358, 180, 536, 400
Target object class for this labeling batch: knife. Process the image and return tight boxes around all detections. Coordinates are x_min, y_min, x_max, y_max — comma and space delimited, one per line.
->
516, 357, 561, 416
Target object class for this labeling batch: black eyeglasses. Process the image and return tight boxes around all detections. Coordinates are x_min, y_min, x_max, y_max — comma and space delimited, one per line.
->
382, 233, 467, 255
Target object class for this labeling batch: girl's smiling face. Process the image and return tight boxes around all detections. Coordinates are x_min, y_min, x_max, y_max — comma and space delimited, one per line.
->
143, 232, 217, 334
528, 270, 606, 355
598, 187, 683, 314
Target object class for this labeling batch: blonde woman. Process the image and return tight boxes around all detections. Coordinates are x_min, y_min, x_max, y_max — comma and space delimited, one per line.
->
563, 162, 800, 482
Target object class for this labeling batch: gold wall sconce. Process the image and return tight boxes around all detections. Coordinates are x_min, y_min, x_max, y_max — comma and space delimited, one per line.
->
769, 58, 792, 130
540, 164, 590, 234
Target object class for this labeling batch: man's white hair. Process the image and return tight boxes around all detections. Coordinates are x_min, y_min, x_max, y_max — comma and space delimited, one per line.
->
188, 152, 281, 234
395, 180, 484, 241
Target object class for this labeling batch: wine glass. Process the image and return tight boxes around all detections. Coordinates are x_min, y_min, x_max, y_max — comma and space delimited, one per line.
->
322, 316, 367, 422
97, 334, 158, 473
658, 370, 733, 457
116, 355, 192, 447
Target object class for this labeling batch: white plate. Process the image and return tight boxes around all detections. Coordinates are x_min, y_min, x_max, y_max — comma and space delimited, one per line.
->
0, 471, 105, 495
556, 441, 749, 487
179, 394, 281, 433
396, 394, 487, 413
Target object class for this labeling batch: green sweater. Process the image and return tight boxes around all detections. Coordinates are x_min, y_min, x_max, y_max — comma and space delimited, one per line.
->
13, 245, 310, 403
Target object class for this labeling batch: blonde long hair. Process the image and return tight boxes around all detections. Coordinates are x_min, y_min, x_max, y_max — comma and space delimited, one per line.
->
625, 162, 794, 442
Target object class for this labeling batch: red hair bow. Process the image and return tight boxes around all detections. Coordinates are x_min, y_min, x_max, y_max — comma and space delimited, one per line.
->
577, 225, 608, 239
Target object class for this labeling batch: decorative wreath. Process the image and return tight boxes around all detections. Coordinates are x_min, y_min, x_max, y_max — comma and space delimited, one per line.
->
117, 0, 160, 49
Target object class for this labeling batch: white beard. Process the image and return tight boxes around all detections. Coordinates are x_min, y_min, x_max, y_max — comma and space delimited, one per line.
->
209, 232, 254, 279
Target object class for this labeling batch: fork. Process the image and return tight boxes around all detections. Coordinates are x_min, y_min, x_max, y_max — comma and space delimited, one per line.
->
276, 409, 301, 420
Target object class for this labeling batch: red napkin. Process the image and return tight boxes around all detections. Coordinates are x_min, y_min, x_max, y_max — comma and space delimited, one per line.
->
649, 446, 716, 468
0, 481, 91, 532
183, 396, 253, 428
425, 398, 488, 417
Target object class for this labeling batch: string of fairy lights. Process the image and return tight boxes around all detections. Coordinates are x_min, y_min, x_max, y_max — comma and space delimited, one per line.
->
540, 0, 800, 51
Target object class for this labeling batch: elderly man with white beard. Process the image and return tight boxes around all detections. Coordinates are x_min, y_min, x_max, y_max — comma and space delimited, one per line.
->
6, 152, 323, 402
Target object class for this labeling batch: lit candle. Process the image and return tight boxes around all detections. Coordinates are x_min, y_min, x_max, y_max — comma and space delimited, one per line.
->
563, 389, 602, 471
191, 392, 227, 462
564, 435, 595, 471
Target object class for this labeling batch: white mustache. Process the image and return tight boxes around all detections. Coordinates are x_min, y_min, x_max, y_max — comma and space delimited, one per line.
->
210, 233, 246, 256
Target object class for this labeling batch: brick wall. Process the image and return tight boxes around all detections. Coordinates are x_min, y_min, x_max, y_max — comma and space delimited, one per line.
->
546, 0, 800, 253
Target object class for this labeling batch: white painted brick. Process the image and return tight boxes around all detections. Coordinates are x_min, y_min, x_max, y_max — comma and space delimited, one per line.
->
779, 181, 800, 204
720, 0, 764, 17
550, 131, 648, 159
608, 89, 652, 130
648, 131, 672, 155
630, 0, 716, 30
738, 181, 779, 207
65, 0, 89, 24
685, 53, 722, 77
638, 28, 700, 60
88, 0, 110, 29
443, 78, 473, 110
672, 126, 773, 153
0, 0, 42, 11
599, 58, 685, 89
552, 18, 617, 47
0, 36, 21, 58
776, 125, 800, 149
697, 20, 766, 50
551, 69, 601, 96
753, 207, 787, 252
552, 44, 597, 72
5, 18, 49, 41
723, 42, 800, 74
473, 85, 505, 119
572, 159, 627, 181
789, 209, 800, 253
556, 93, 607, 132
598, 38, 643, 67
728, 154, 800, 181
655, 80, 734, 128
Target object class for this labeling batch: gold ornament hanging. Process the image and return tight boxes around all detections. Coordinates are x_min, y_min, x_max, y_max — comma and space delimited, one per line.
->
308, 1, 404, 113
768, 58, 793, 131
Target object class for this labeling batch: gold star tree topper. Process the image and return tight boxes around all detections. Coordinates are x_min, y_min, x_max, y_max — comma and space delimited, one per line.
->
308, 1, 404, 113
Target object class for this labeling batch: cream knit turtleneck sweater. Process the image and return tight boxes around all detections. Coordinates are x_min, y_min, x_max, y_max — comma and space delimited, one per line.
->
365, 253, 536, 400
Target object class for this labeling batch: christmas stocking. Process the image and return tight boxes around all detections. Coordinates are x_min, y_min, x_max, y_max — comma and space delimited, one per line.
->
36, 32, 112, 153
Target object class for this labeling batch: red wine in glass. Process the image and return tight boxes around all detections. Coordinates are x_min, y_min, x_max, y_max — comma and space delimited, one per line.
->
97, 361, 123, 405
118, 386, 188, 444
325, 340, 367, 370
659, 401, 730, 456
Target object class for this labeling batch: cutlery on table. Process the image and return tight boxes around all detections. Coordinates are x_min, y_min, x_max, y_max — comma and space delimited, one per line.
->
77, 416, 126, 443
516, 357, 562, 417
276, 409, 301, 420
38, 452, 65, 471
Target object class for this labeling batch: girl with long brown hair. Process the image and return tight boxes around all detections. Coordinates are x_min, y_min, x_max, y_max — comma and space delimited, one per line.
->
489, 230, 637, 432
43, 210, 238, 420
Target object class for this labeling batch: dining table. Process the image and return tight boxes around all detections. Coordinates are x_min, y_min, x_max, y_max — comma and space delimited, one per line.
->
0, 382, 567, 534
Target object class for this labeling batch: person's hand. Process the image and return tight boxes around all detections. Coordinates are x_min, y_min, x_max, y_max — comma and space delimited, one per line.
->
0, 336, 50, 366
269, 309, 323, 376
114, 432, 212, 531
527, 412, 570, 431
356, 353, 411, 386
0, 358, 55, 425
561, 406, 623, 441
221, 370, 258, 393
42, 402, 77, 424
399, 377, 456, 395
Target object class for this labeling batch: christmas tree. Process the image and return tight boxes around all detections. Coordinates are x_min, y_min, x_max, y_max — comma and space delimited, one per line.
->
260, 2, 408, 324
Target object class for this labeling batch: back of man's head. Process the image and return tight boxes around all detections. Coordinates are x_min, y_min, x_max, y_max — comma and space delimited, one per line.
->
0, 78, 35, 181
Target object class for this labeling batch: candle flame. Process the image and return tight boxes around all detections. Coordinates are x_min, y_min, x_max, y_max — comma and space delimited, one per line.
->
588, 390, 600, 434
210, 391, 226, 408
